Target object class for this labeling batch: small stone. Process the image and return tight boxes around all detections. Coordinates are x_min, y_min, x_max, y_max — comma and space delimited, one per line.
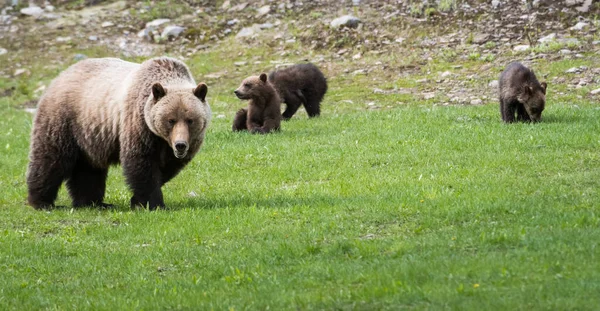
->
569, 22, 589, 31
256, 5, 270, 17
101, 21, 114, 28
236, 26, 259, 38
565, 67, 581, 73
590, 88, 600, 95
73, 54, 87, 61
491, 0, 500, 8
538, 33, 556, 43
330, 15, 361, 29
473, 33, 490, 44
423, 92, 436, 100
20, 6, 44, 17
352, 69, 367, 75
45, 5, 55, 12
488, 80, 499, 88
88, 35, 98, 41
559, 49, 572, 55
416, 78, 428, 84
513, 45, 530, 51
145, 19, 170, 28
221, 0, 231, 10
234, 61, 247, 66
0, 48, 7, 56
14, 68, 28, 76
440, 71, 452, 78
352, 53, 361, 60
161, 25, 185, 40
227, 19, 239, 25
229, 2, 248, 11
56, 36, 71, 42
258, 23, 273, 29
188, 191, 198, 197
470, 99, 483, 105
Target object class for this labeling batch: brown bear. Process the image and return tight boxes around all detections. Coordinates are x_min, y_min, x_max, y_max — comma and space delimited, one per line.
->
27, 57, 211, 210
499, 62, 547, 123
268, 63, 328, 120
232, 73, 281, 134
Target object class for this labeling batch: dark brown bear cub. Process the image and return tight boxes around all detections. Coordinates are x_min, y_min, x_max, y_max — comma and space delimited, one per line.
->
232, 73, 281, 134
268, 63, 327, 120
27, 57, 211, 210
499, 62, 547, 123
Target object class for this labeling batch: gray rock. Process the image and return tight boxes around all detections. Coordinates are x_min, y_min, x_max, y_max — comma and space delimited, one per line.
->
513, 45, 530, 51
259, 23, 273, 29
229, 2, 248, 11
88, 35, 98, 41
565, 67, 582, 73
236, 25, 260, 38
488, 80, 499, 88
591, 88, 600, 95
20, 6, 44, 17
256, 5, 270, 17
221, 0, 231, 10
470, 98, 483, 105
227, 19, 239, 26
161, 25, 185, 40
538, 33, 556, 43
145, 18, 170, 28
73, 54, 87, 61
101, 21, 114, 28
234, 61, 247, 66
330, 15, 361, 29
473, 33, 490, 44
569, 22, 589, 31
491, 0, 500, 8
560, 49, 572, 55
0, 47, 7, 56
14, 68, 28, 76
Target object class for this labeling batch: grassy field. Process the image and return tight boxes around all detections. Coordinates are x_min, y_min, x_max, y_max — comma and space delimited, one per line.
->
1, 37, 600, 309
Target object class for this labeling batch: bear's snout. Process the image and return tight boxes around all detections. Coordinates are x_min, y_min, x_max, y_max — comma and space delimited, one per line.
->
175, 141, 187, 152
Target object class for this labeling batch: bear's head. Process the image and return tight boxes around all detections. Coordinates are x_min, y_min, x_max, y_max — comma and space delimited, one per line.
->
519, 81, 547, 122
144, 82, 211, 159
233, 73, 271, 100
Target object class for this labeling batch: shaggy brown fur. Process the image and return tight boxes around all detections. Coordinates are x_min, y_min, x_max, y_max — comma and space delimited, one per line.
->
499, 62, 547, 123
27, 57, 211, 210
232, 73, 281, 134
268, 63, 327, 120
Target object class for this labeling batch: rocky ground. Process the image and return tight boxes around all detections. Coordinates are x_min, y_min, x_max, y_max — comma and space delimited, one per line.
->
0, 0, 599, 107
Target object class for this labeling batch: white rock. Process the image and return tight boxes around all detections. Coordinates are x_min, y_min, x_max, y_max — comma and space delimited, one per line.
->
0, 48, 7, 56
88, 35, 98, 41
470, 99, 483, 105
234, 61, 247, 66
161, 25, 185, 39
45, 5, 55, 12
491, 0, 500, 8
538, 33, 556, 43
590, 88, 600, 95
565, 67, 581, 73
488, 80, 499, 88
352, 53, 361, 60
559, 49, 572, 55
423, 92, 436, 100
56, 36, 71, 42
330, 15, 361, 29
145, 18, 170, 28
221, 0, 231, 10
569, 22, 589, 31
101, 21, 114, 28
236, 25, 260, 38
20, 6, 44, 17
14, 68, 27, 76
513, 45, 530, 51
440, 71, 452, 78
256, 5, 270, 17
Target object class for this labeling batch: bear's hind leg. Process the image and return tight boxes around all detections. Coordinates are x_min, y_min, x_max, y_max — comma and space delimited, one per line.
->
66, 158, 110, 208
302, 92, 321, 118
281, 94, 302, 120
27, 133, 77, 209
232, 108, 249, 131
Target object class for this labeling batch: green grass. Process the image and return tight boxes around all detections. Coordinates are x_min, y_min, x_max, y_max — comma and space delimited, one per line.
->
1, 88, 600, 309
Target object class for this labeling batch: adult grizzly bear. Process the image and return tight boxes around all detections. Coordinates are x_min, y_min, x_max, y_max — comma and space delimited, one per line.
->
27, 57, 211, 210
268, 63, 327, 120
232, 73, 281, 134
499, 62, 547, 123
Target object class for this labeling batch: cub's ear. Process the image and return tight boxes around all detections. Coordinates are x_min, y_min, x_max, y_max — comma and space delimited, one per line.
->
540, 82, 547, 94
194, 83, 208, 101
152, 83, 166, 100
259, 73, 267, 83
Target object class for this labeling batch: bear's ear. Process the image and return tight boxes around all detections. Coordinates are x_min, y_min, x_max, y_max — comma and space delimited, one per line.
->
540, 82, 547, 94
152, 83, 166, 100
259, 73, 267, 83
521, 85, 532, 98
194, 83, 208, 101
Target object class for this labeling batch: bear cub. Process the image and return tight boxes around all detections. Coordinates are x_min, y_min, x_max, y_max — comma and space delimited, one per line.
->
499, 62, 547, 123
27, 57, 211, 210
232, 73, 281, 134
268, 63, 327, 120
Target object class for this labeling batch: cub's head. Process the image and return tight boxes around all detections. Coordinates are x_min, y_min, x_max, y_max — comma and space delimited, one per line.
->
144, 82, 211, 159
519, 81, 547, 122
234, 73, 269, 100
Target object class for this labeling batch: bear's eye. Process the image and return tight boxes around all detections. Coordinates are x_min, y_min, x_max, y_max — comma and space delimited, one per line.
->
244, 83, 252, 88
186, 119, 193, 125
168, 119, 176, 125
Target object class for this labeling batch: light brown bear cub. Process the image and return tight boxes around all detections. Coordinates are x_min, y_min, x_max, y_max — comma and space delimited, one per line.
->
232, 73, 281, 134
27, 57, 211, 210
499, 62, 547, 123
